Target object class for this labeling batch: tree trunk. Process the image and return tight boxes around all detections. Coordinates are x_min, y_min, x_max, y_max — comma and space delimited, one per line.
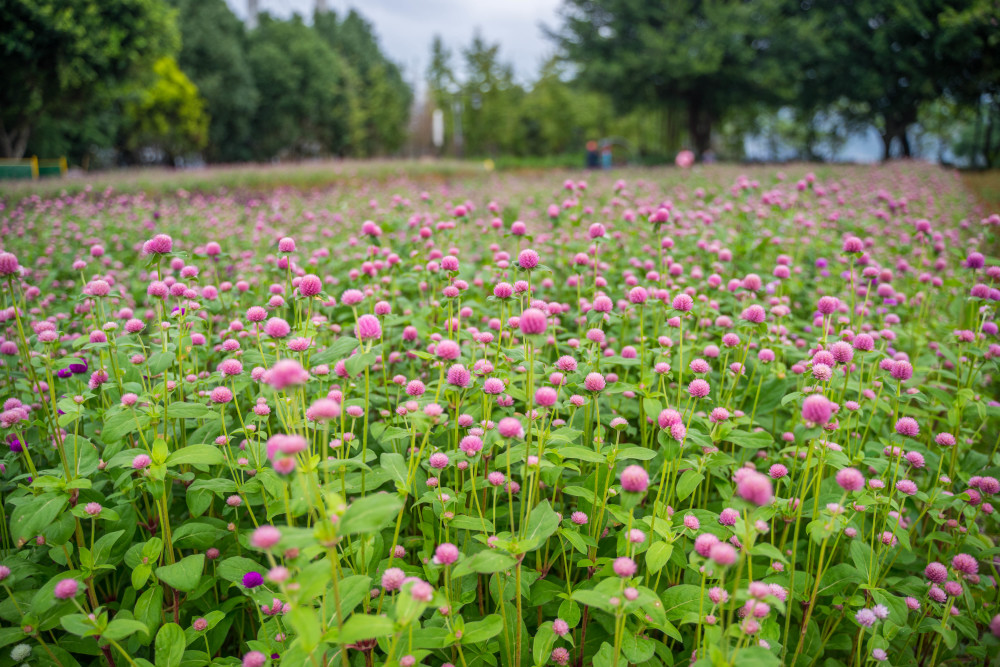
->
900, 127, 911, 158
982, 102, 995, 169
881, 133, 893, 161
0, 116, 32, 159
687, 97, 712, 160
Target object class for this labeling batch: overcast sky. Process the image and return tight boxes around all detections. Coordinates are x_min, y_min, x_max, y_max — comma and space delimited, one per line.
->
225, 0, 564, 85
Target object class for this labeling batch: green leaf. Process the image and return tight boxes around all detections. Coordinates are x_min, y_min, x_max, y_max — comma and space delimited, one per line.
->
732, 646, 781, 667
166, 444, 224, 467
617, 446, 657, 461
166, 402, 215, 419
849, 540, 876, 584
154, 554, 204, 592
0, 627, 26, 649
171, 521, 224, 550
533, 624, 557, 666
288, 607, 322, 651
337, 614, 395, 645
92, 529, 125, 565
344, 351, 376, 377
380, 452, 409, 494
103, 619, 150, 641
134, 586, 163, 641
645, 541, 672, 574
11, 493, 67, 542
661, 584, 706, 620
60, 613, 97, 637
724, 430, 773, 449
148, 351, 176, 376
559, 446, 605, 463
101, 411, 150, 444
339, 494, 403, 536
675, 470, 704, 501
461, 614, 503, 644
218, 556, 263, 584
155, 623, 185, 667
451, 550, 517, 578
310, 337, 360, 366
518, 500, 560, 552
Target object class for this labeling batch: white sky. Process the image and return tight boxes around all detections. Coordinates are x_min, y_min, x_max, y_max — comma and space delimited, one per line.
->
225, 0, 564, 85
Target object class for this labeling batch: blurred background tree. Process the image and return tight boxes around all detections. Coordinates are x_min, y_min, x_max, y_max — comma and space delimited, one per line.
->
6, 0, 998, 167
121, 57, 209, 164
0, 0, 177, 159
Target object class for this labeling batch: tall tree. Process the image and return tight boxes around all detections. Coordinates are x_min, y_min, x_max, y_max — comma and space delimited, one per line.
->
121, 56, 209, 163
245, 14, 348, 159
552, 0, 802, 158
314, 9, 412, 156
170, 0, 258, 162
460, 32, 524, 156
0, 0, 177, 157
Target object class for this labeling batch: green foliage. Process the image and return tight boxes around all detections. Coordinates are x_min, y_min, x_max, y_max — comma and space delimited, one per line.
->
170, 0, 258, 162
0, 0, 178, 158
122, 56, 209, 159
245, 14, 348, 159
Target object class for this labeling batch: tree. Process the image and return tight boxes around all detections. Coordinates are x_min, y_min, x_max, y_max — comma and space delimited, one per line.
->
552, 0, 802, 159
314, 9, 412, 156
245, 14, 348, 159
170, 0, 258, 162
460, 32, 524, 156
0, 0, 177, 157
121, 56, 209, 163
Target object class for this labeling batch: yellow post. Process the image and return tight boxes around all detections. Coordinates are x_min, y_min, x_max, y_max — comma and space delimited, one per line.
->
60, 156, 67, 175
31, 156, 38, 180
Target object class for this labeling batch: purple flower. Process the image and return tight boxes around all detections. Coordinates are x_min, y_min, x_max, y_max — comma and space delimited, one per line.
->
242, 572, 264, 588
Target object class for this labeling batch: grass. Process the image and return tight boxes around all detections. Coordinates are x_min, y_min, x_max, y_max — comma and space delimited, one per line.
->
961, 170, 1000, 215
5, 158, 999, 214
0, 158, 490, 200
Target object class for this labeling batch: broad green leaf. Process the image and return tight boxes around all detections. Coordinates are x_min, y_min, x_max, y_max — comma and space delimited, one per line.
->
724, 430, 773, 449
518, 500, 560, 552
675, 470, 704, 501
337, 614, 395, 645
460, 614, 503, 644
103, 619, 150, 641
339, 494, 402, 536
645, 541, 672, 573
451, 550, 517, 578
166, 402, 215, 419
11, 493, 67, 542
154, 554, 204, 592
155, 623, 185, 667
166, 444, 224, 467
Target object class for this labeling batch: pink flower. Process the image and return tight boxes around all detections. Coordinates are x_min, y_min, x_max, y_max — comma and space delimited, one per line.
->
264, 317, 291, 338
54, 578, 79, 599
299, 274, 322, 297
518, 249, 540, 270
355, 314, 382, 340
382, 567, 405, 591
251, 526, 282, 549
519, 308, 548, 335
737, 472, 773, 505
434, 543, 459, 565
688, 379, 710, 398
620, 465, 649, 493
801, 394, 832, 425
584, 372, 606, 392
836, 468, 865, 492
613, 556, 637, 577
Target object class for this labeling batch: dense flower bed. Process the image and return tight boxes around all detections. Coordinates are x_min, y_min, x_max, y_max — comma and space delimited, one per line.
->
0, 164, 998, 667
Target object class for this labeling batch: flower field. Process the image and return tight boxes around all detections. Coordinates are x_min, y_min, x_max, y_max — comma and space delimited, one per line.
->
0, 162, 998, 667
